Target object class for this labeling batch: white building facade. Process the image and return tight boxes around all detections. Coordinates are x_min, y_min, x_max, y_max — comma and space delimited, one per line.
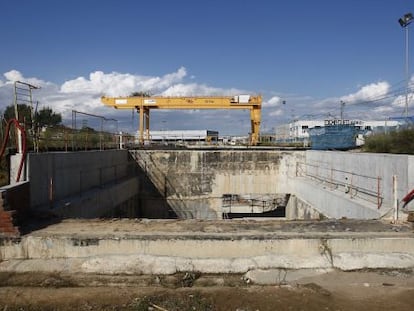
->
137, 130, 219, 144
275, 119, 401, 141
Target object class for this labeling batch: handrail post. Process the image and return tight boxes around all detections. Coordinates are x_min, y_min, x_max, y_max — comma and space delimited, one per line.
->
393, 175, 398, 221
377, 176, 381, 209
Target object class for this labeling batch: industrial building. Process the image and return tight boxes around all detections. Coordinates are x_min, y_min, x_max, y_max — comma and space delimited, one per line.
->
140, 130, 219, 144
274, 119, 402, 142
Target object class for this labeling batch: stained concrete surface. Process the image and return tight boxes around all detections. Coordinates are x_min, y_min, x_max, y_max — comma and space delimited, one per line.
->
21, 218, 413, 237
1, 219, 413, 275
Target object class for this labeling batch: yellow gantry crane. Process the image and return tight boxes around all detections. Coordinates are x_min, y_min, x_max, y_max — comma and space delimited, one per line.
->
101, 94, 262, 145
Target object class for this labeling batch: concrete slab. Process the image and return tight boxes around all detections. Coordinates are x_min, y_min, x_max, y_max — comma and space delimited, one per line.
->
1, 219, 413, 276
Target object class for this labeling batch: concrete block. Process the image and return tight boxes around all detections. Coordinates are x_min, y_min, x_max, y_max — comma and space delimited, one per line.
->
244, 268, 333, 285
333, 252, 414, 270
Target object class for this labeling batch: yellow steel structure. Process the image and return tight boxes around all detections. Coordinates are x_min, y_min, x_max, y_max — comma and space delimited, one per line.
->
101, 95, 262, 145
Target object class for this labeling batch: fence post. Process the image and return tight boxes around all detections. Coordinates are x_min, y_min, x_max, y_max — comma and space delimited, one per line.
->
49, 177, 54, 208
377, 176, 381, 209
393, 175, 398, 222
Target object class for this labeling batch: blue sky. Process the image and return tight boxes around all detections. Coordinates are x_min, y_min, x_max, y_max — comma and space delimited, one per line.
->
0, 0, 413, 135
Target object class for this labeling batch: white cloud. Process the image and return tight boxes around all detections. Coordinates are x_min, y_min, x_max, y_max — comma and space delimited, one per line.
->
0, 69, 403, 135
386, 95, 414, 123
4, 70, 23, 82
263, 96, 281, 107
161, 83, 244, 96
269, 109, 283, 117
0, 68, 250, 132
60, 67, 187, 96
340, 81, 390, 104
3, 69, 50, 88
311, 81, 396, 120
373, 106, 394, 114
391, 95, 404, 108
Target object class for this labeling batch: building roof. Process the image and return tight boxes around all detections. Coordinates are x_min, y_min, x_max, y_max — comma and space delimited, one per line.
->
147, 130, 218, 140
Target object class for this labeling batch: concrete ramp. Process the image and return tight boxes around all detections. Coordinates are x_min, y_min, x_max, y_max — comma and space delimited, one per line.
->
9, 149, 413, 222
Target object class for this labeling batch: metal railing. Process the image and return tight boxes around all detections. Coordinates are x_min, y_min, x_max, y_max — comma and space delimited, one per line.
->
25, 128, 137, 152
222, 194, 287, 214
296, 161, 383, 208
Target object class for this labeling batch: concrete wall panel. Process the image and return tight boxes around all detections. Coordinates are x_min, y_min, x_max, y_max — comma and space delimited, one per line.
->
131, 150, 303, 218
26, 150, 131, 209
305, 151, 412, 211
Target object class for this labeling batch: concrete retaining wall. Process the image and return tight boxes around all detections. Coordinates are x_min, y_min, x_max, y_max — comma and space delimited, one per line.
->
12, 149, 414, 221
25, 150, 133, 209
130, 150, 303, 219
295, 151, 414, 219
293, 178, 383, 219
130, 149, 414, 220
50, 177, 140, 218
305, 151, 412, 209
285, 195, 322, 220
5, 150, 142, 221
1, 233, 413, 273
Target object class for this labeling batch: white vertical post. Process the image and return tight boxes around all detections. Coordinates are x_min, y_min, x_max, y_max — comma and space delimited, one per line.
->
393, 175, 398, 222
119, 131, 123, 149
405, 25, 410, 119
13, 82, 23, 154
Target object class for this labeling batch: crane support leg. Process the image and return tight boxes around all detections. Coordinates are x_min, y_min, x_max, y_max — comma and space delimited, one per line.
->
144, 108, 150, 142
138, 107, 151, 145
138, 107, 144, 145
250, 107, 261, 145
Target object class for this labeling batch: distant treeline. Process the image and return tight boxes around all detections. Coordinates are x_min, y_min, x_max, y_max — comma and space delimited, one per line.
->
363, 128, 414, 154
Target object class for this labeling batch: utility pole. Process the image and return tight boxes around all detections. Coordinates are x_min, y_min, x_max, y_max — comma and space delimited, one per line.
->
399, 13, 413, 120
340, 101, 345, 120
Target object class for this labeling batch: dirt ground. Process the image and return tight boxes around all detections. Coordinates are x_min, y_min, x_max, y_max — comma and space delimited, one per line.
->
1, 219, 413, 310
0, 269, 413, 311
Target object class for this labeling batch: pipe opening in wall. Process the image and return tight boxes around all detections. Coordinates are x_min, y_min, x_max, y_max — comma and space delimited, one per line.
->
221, 194, 288, 219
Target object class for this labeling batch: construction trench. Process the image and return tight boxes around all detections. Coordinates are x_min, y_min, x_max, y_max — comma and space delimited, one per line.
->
0, 149, 414, 284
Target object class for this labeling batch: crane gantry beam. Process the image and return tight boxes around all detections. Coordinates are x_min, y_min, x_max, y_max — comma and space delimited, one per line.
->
101, 94, 262, 145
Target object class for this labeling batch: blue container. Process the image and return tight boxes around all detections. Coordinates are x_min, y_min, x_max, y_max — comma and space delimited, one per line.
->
309, 124, 358, 150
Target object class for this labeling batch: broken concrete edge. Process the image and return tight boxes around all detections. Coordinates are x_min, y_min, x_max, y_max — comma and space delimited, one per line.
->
1, 253, 413, 281
3, 232, 412, 242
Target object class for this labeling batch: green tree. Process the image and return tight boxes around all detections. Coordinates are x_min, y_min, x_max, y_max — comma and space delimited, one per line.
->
3, 104, 32, 123
130, 91, 152, 97
80, 126, 96, 133
35, 107, 62, 128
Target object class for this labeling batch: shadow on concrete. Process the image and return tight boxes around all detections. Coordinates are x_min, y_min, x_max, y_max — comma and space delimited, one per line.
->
18, 211, 62, 236
130, 153, 178, 219
0, 181, 63, 236
226, 206, 286, 219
